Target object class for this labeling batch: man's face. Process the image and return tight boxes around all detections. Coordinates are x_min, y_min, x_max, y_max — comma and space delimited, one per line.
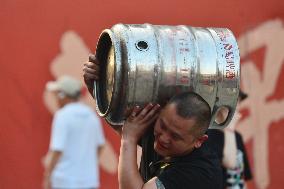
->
153, 103, 200, 157
53, 90, 66, 108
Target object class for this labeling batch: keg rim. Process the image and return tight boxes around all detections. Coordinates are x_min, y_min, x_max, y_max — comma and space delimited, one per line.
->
95, 29, 118, 117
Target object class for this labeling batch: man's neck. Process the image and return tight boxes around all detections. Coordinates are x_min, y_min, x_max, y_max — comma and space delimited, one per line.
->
60, 99, 79, 108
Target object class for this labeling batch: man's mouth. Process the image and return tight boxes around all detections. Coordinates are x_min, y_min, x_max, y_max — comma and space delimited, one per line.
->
156, 140, 168, 150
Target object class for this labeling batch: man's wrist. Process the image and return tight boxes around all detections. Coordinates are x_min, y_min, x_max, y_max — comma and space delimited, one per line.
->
121, 137, 138, 145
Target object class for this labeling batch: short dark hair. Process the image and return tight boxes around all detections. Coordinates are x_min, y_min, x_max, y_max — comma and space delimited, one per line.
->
239, 90, 248, 102
168, 92, 211, 136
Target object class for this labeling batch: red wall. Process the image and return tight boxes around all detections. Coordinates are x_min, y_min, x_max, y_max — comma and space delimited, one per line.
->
0, 0, 283, 188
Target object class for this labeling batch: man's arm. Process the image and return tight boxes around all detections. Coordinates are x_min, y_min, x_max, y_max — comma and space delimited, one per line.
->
83, 56, 164, 189
43, 150, 62, 189
118, 104, 162, 189
119, 139, 144, 189
119, 139, 164, 189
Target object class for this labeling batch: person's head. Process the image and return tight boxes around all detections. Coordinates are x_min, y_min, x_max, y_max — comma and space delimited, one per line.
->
153, 92, 211, 157
46, 75, 82, 108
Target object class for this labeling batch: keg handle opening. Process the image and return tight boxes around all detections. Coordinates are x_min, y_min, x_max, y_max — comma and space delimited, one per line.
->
210, 106, 235, 129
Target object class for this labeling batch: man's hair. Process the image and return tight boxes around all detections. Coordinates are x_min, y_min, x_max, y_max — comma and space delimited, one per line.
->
58, 90, 81, 100
66, 91, 81, 100
239, 90, 248, 102
168, 92, 212, 136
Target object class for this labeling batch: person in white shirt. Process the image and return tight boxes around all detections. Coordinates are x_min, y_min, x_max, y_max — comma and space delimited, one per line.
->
43, 75, 105, 189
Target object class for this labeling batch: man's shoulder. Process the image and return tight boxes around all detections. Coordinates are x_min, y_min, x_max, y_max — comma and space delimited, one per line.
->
174, 143, 220, 163
158, 164, 223, 189
157, 145, 223, 189
59, 102, 96, 116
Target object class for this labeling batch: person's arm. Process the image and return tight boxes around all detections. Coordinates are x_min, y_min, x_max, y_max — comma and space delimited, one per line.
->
222, 130, 237, 169
118, 103, 161, 189
237, 132, 253, 180
43, 151, 62, 189
43, 112, 67, 189
119, 138, 144, 189
119, 140, 163, 189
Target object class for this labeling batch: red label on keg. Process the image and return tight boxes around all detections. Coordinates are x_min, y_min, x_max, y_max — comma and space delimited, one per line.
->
216, 30, 236, 80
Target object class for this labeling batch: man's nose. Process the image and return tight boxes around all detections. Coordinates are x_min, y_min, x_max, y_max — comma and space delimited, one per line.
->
159, 132, 171, 144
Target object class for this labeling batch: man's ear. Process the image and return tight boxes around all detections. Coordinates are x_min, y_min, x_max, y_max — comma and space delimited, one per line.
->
194, 134, 208, 148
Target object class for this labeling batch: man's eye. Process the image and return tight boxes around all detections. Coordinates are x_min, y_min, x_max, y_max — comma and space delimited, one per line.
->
160, 124, 166, 130
172, 134, 181, 141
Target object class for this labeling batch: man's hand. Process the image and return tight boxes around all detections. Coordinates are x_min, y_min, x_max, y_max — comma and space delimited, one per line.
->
83, 54, 100, 96
122, 103, 160, 143
118, 103, 161, 189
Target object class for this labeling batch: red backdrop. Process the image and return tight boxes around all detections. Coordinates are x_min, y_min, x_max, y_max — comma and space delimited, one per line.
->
0, 0, 283, 188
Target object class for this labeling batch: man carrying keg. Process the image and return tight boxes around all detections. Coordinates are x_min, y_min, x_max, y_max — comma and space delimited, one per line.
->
83, 55, 223, 189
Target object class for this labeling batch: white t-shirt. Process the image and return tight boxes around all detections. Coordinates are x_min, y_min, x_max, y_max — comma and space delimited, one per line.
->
50, 102, 105, 188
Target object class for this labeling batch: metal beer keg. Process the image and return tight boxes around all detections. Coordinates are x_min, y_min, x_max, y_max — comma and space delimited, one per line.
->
94, 24, 240, 129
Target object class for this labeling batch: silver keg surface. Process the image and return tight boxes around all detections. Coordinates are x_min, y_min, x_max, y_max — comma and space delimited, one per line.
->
94, 24, 240, 129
